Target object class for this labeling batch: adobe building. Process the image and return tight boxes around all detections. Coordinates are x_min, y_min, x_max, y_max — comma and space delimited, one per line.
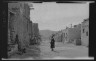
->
32, 23, 39, 37
62, 28, 69, 43
8, 7, 16, 45
8, 2, 41, 57
68, 24, 81, 44
8, 2, 23, 56
8, 3, 20, 45
81, 18, 89, 47
8, 2, 32, 55
32, 23, 39, 44
62, 24, 81, 44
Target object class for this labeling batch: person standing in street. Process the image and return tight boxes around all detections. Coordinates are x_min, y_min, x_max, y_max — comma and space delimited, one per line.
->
50, 34, 55, 51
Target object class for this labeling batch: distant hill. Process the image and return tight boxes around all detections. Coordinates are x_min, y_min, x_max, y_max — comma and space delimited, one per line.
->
39, 30, 57, 41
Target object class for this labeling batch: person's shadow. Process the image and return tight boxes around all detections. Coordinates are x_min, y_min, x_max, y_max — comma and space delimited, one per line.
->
52, 49, 66, 53
52, 50, 59, 53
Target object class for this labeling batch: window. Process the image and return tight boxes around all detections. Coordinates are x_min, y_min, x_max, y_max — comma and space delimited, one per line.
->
83, 29, 84, 33
86, 31, 88, 36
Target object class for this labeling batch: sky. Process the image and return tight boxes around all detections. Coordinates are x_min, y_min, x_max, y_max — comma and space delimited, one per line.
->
30, 2, 89, 31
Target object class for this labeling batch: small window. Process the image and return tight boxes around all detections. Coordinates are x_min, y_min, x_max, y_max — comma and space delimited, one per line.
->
83, 29, 84, 33
86, 31, 88, 36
